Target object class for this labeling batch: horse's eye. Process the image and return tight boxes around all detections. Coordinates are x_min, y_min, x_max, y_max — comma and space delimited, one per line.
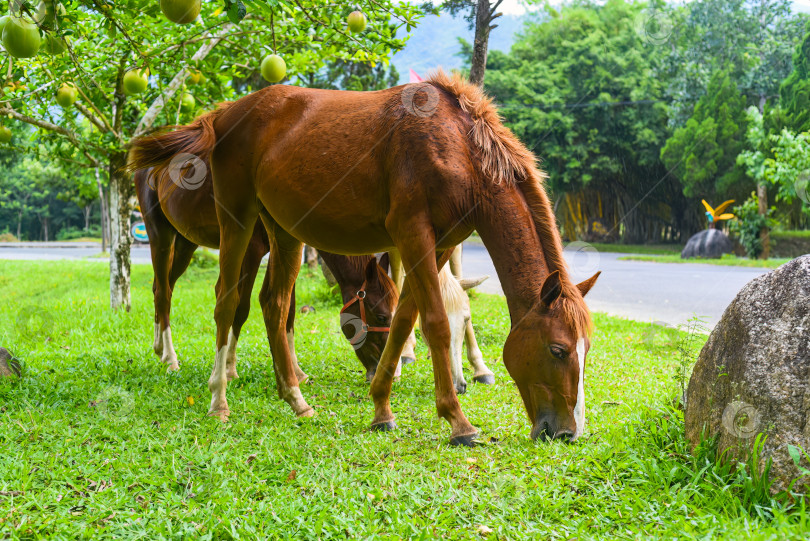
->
549, 345, 567, 359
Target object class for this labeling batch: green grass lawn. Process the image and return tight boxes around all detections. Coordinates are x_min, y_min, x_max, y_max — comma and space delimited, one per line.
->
619, 254, 793, 269
586, 243, 682, 256
0, 261, 806, 538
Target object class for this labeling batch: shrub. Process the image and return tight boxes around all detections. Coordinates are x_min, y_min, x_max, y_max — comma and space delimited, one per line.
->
0, 231, 18, 242
55, 225, 102, 241
730, 193, 777, 259
189, 248, 218, 270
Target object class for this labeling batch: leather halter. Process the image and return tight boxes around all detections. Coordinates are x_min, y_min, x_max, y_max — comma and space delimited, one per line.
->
339, 282, 391, 346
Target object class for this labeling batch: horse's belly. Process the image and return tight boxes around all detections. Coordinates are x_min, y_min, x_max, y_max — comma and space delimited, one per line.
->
260, 180, 393, 255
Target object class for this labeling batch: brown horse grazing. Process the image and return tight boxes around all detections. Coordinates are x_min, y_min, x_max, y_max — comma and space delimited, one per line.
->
134, 167, 396, 382
129, 71, 600, 445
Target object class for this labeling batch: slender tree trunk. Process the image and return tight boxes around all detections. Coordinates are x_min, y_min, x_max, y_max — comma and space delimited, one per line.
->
42, 216, 49, 242
468, 0, 494, 87
108, 151, 133, 311
304, 245, 318, 269
757, 94, 770, 259
462, 0, 499, 276
95, 167, 109, 253
84, 204, 92, 231
16, 209, 22, 240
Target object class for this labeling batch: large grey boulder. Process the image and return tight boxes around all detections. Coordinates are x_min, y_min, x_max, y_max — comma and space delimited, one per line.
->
0, 348, 21, 379
681, 229, 734, 259
685, 255, 810, 493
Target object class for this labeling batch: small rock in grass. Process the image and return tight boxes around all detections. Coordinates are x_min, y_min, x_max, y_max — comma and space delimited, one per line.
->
0, 348, 21, 379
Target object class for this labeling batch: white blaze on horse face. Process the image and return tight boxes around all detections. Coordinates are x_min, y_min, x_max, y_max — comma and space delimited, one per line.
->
573, 337, 586, 440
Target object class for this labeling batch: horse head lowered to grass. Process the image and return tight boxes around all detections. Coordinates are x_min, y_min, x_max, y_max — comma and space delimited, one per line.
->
128, 70, 600, 445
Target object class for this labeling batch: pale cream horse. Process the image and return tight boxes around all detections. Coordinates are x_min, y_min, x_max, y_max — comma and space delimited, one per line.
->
390, 252, 495, 393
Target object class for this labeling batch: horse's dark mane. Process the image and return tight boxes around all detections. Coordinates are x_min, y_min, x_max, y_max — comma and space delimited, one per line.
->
426, 70, 592, 336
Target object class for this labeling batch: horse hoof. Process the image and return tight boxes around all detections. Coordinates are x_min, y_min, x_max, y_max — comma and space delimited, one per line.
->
166, 363, 180, 372
227, 371, 239, 381
473, 374, 495, 385
400, 356, 416, 365
455, 383, 467, 395
208, 410, 230, 422
297, 407, 315, 418
371, 420, 397, 432
450, 433, 479, 447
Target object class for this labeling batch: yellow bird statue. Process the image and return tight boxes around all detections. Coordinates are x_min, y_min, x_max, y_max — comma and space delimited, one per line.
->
702, 199, 736, 229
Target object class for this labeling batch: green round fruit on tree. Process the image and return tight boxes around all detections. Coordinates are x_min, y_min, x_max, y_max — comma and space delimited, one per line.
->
180, 92, 195, 112
2, 16, 42, 59
0, 16, 10, 36
160, 0, 201, 25
347, 11, 367, 33
261, 54, 286, 83
123, 69, 149, 95
56, 83, 77, 107
35, 1, 66, 26
41, 33, 66, 55
0, 126, 11, 144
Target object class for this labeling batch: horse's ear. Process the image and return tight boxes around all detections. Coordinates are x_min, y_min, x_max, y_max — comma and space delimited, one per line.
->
378, 252, 390, 275
576, 271, 601, 298
459, 275, 489, 291
364, 257, 378, 284
539, 270, 562, 308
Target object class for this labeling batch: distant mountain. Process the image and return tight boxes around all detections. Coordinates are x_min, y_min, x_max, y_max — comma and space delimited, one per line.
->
391, 13, 528, 84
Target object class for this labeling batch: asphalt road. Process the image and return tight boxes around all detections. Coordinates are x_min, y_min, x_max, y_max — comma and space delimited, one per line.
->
460, 242, 769, 329
0, 241, 771, 328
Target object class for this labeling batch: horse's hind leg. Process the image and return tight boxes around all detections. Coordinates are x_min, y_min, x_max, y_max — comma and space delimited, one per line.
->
208, 217, 256, 420
226, 234, 266, 381
258, 260, 308, 384
388, 249, 417, 365
152, 235, 198, 371
466, 319, 494, 384
145, 208, 183, 372
257, 213, 313, 417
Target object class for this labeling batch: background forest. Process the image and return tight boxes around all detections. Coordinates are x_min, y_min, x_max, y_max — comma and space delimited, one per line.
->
1, 0, 809, 261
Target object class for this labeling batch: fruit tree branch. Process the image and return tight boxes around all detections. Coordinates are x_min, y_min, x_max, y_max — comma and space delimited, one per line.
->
0, 106, 101, 167
133, 23, 235, 138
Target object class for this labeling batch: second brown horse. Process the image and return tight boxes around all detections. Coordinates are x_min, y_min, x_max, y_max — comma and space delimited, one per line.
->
134, 167, 397, 383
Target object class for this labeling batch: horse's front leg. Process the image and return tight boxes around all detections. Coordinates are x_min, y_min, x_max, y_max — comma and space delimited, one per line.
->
257, 216, 313, 417
465, 319, 495, 385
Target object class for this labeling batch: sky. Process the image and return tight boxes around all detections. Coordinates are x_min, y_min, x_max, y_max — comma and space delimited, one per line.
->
457, 0, 810, 15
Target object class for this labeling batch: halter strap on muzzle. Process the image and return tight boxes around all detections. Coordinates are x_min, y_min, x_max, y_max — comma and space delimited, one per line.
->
339, 282, 391, 345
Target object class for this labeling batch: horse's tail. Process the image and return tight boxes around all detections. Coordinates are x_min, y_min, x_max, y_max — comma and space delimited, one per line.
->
126, 103, 230, 174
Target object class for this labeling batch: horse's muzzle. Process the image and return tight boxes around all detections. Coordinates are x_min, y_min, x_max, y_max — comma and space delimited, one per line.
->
531, 412, 576, 443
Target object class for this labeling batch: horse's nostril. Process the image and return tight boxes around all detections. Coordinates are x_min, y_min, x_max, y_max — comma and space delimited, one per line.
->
553, 429, 575, 442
